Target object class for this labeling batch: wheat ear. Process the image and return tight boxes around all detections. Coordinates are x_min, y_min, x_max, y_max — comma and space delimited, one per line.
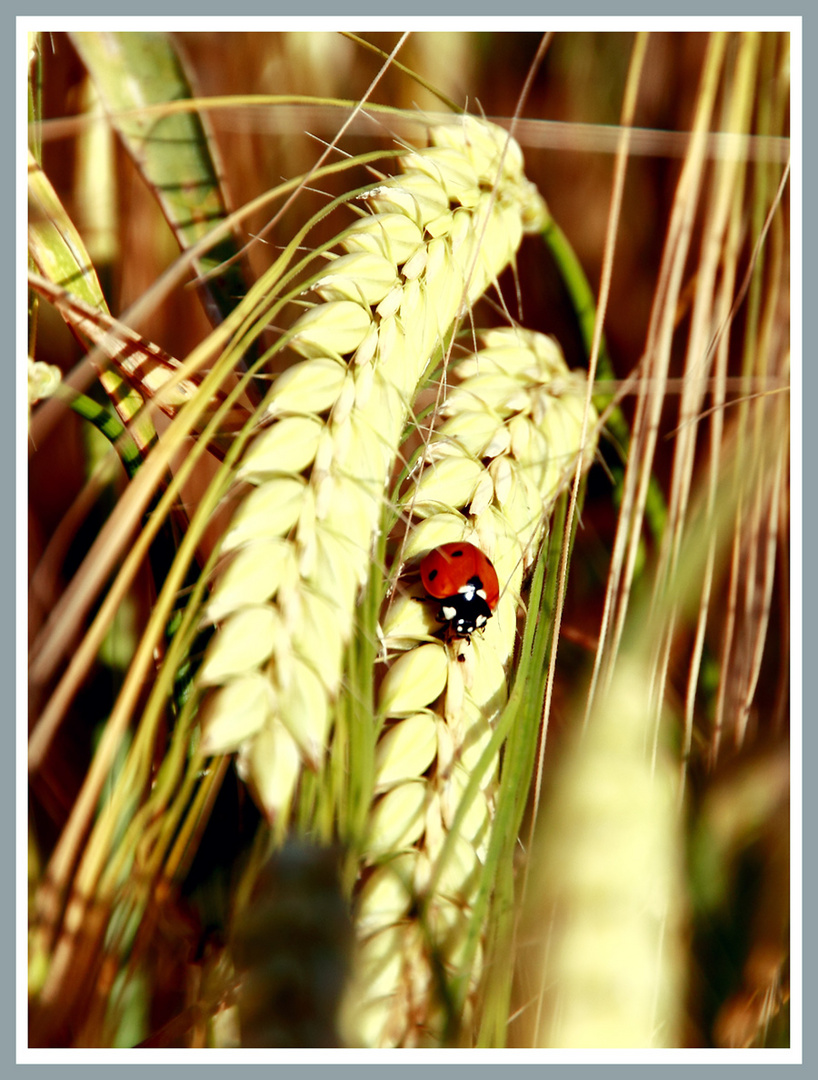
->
196, 118, 547, 823
342, 326, 599, 1047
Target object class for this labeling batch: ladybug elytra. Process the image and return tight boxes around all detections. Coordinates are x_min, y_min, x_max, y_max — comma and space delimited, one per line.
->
420, 541, 500, 641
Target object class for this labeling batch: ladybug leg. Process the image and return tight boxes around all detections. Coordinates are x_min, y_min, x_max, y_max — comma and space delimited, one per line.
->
444, 630, 467, 662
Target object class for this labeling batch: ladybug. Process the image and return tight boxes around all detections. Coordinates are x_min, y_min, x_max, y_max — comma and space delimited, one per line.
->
420, 541, 500, 641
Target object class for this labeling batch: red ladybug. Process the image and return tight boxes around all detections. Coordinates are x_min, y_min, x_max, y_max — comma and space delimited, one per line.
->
420, 541, 500, 641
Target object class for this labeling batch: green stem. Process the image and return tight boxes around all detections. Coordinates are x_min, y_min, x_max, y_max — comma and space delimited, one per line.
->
541, 216, 667, 546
